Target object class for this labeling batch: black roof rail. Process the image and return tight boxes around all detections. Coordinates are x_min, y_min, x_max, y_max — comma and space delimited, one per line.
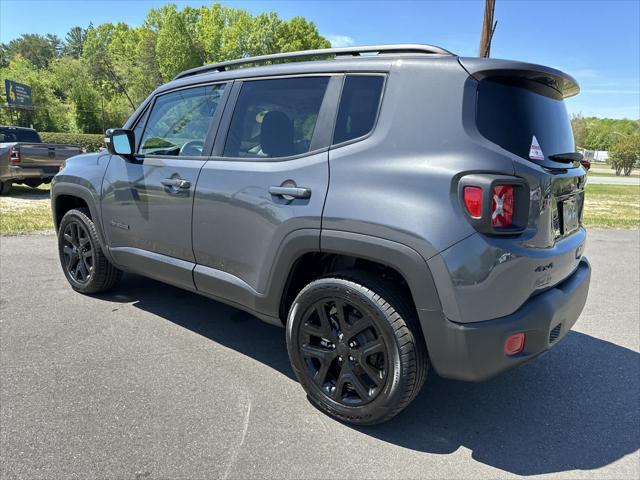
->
173, 43, 454, 80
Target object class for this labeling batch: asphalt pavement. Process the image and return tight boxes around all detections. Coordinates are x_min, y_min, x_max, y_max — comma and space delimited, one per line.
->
587, 175, 640, 186
1, 230, 638, 479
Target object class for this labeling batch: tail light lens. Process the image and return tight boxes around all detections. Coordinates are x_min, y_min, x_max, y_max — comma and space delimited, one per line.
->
491, 185, 514, 227
463, 186, 483, 218
458, 175, 528, 235
9, 146, 21, 164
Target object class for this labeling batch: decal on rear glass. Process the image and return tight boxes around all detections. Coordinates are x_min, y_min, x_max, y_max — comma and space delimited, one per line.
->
529, 135, 544, 160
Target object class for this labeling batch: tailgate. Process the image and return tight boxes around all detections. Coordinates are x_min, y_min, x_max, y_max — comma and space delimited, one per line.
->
16, 143, 82, 168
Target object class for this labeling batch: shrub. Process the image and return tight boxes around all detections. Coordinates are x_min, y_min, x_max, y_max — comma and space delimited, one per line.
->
609, 135, 640, 176
40, 131, 105, 153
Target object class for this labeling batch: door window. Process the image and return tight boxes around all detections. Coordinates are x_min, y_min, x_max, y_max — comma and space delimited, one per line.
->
138, 83, 226, 157
223, 77, 330, 159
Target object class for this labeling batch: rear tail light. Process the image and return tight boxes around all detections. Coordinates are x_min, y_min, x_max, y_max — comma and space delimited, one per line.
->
491, 185, 514, 227
9, 146, 21, 164
463, 186, 483, 218
504, 333, 526, 356
458, 175, 528, 235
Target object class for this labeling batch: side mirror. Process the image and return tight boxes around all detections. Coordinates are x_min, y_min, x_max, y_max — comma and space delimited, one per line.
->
105, 128, 135, 159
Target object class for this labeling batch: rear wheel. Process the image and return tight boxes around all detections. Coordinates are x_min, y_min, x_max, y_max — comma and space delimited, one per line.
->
0, 181, 12, 195
58, 208, 122, 294
286, 271, 428, 425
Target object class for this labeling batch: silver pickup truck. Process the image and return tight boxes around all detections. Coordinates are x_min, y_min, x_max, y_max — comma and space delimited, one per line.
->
0, 126, 82, 195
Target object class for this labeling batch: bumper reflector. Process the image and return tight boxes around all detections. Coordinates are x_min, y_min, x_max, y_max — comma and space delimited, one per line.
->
504, 333, 526, 356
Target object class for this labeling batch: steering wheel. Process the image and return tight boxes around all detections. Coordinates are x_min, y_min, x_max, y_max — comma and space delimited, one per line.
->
179, 140, 204, 156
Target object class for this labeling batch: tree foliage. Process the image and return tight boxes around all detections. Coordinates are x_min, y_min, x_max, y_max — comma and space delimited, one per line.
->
0, 2, 329, 133
609, 134, 640, 176
571, 114, 640, 150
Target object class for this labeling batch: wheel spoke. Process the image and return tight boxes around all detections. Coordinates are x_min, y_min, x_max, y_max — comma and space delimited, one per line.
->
300, 343, 334, 361
333, 300, 349, 333
63, 232, 74, 245
314, 304, 334, 338
332, 364, 348, 400
77, 257, 88, 281
359, 360, 383, 387
359, 338, 384, 360
345, 369, 372, 400
63, 245, 75, 257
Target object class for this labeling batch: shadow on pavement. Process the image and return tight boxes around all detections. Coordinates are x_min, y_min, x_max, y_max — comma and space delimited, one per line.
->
103, 273, 640, 477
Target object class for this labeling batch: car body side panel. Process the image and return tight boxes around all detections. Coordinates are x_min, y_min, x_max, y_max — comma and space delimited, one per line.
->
322, 59, 515, 262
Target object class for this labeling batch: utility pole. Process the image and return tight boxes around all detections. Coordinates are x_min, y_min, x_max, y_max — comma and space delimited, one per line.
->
479, 0, 497, 58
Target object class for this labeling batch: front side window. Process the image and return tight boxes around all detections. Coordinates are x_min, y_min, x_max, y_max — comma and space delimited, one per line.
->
223, 77, 329, 159
333, 75, 384, 145
138, 83, 226, 156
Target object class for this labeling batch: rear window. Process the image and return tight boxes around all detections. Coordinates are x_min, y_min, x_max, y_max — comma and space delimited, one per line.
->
0, 128, 41, 143
333, 75, 384, 145
476, 79, 574, 162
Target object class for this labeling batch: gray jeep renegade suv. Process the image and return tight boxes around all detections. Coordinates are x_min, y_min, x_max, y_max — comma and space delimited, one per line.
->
52, 44, 591, 424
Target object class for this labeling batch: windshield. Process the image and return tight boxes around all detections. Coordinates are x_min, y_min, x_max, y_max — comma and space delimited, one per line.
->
476, 79, 575, 164
0, 128, 41, 143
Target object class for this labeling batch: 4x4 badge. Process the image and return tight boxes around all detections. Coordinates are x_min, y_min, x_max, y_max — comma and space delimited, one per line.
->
529, 136, 544, 160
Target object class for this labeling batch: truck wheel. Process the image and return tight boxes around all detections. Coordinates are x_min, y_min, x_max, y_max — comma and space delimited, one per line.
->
286, 271, 428, 425
0, 181, 11, 195
58, 208, 122, 294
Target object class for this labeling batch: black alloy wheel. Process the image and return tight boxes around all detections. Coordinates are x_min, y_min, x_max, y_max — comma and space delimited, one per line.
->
297, 297, 388, 406
287, 272, 428, 425
57, 208, 122, 294
62, 220, 95, 285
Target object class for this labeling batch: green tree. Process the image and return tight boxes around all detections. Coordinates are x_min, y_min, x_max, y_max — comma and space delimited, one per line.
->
63, 27, 87, 58
155, 6, 202, 80
609, 135, 640, 176
571, 114, 587, 148
3, 33, 62, 69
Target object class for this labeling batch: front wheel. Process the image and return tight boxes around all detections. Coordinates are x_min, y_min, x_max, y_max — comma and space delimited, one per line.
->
58, 208, 122, 294
286, 272, 428, 425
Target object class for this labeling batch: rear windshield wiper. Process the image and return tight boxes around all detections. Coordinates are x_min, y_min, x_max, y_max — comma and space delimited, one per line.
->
548, 152, 583, 163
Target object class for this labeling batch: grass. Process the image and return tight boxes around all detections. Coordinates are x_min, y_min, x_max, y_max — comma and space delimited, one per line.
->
0, 184, 54, 235
1, 181, 638, 235
583, 184, 640, 229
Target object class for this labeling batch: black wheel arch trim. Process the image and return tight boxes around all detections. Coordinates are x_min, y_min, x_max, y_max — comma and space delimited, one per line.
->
320, 229, 442, 313
51, 182, 115, 265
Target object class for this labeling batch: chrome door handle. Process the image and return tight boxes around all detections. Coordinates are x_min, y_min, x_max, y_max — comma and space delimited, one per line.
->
269, 186, 311, 199
161, 178, 191, 189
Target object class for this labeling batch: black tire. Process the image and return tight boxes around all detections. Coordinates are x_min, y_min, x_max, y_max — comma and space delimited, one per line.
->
58, 208, 122, 294
0, 181, 12, 195
286, 271, 428, 425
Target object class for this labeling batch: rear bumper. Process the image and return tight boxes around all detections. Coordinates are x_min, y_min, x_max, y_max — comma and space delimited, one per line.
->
419, 257, 591, 381
1, 165, 58, 181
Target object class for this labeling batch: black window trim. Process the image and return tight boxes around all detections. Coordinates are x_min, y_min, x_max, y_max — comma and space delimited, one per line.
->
329, 73, 388, 151
211, 73, 343, 163
133, 80, 232, 161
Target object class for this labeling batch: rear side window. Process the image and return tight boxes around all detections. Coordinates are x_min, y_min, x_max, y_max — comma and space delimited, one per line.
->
138, 83, 226, 156
476, 79, 574, 162
333, 75, 384, 145
0, 128, 41, 143
223, 77, 329, 159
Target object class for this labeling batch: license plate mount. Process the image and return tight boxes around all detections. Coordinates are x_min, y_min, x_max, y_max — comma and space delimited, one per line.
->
562, 197, 579, 235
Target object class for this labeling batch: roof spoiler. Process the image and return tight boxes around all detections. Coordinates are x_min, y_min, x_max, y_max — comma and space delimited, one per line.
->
458, 57, 580, 99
